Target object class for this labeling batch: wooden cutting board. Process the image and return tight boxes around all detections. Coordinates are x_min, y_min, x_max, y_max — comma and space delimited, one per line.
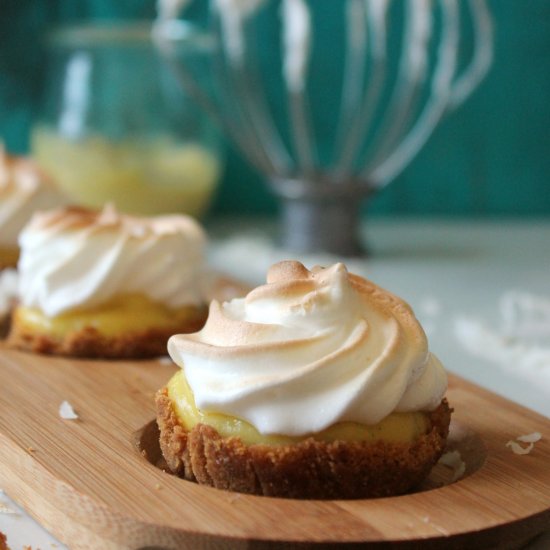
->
0, 346, 549, 549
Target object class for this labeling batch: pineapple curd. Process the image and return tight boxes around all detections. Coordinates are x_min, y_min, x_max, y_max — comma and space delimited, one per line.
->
167, 370, 430, 447
13, 293, 206, 339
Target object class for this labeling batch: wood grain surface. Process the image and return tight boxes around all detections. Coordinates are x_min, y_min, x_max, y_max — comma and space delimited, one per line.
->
0, 347, 549, 549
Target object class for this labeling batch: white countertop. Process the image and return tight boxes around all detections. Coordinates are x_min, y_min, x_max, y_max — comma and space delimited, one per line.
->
2, 217, 550, 549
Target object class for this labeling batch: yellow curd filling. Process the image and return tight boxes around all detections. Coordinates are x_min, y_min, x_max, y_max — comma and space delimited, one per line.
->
32, 129, 221, 217
14, 293, 206, 338
0, 246, 19, 267
167, 370, 430, 446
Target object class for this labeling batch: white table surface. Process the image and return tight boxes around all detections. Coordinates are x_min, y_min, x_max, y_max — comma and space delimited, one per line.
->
2, 217, 550, 549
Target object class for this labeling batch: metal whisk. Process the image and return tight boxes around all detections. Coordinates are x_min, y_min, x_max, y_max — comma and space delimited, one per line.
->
155, 0, 493, 255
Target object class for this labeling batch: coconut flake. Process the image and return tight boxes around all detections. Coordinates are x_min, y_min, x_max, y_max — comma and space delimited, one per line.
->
506, 432, 542, 455
506, 440, 534, 455
0, 501, 18, 514
454, 291, 550, 390
516, 432, 542, 443
59, 400, 79, 420
438, 450, 466, 481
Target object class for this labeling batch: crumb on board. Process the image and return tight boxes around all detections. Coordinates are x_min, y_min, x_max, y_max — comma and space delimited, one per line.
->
0, 501, 18, 515
58, 400, 79, 420
506, 432, 542, 455
517, 432, 542, 443
437, 450, 466, 481
227, 493, 242, 504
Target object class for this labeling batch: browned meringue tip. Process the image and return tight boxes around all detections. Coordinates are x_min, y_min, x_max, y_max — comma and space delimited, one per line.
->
267, 260, 311, 283
250, 261, 425, 338
247, 261, 350, 305
24, 203, 206, 239
0, 151, 57, 192
266, 261, 348, 284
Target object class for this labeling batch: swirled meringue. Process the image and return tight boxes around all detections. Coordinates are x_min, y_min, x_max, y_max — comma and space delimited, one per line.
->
0, 147, 67, 248
18, 204, 206, 316
168, 261, 447, 436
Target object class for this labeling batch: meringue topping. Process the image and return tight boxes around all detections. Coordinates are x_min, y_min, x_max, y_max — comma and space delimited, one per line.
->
168, 261, 447, 436
18, 204, 206, 316
0, 146, 67, 248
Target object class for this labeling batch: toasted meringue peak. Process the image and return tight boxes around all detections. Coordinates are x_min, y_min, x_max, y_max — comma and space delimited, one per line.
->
0, 146, 67, 247
18, 204, 206, 316
28, 203, 204, 238
168, 261, 447, 436
266, 259, 311, 283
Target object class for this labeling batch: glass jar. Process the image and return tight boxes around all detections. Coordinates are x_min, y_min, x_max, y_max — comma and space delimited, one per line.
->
32, 21, 222, 218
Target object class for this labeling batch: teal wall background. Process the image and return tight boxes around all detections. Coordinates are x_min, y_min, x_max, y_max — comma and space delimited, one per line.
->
1, 1, 549, 218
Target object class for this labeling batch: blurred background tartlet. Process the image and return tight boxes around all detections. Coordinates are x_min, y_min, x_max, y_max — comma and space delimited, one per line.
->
7, 204, 208, 359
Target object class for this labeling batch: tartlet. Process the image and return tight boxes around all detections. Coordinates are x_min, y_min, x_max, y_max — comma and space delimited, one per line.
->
7, 205, 208, 359
0, 146, 66, 268
156, 261, 451, 499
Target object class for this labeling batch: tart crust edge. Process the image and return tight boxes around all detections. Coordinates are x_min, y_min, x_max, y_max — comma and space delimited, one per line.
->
156, 387, 452, 499
7, 307, 207, 359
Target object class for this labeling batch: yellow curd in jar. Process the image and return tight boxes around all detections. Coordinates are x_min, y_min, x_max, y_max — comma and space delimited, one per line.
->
32, 128, 221, 217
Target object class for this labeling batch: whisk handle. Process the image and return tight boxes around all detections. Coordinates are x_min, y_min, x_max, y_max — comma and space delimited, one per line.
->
273, 177, 371, 256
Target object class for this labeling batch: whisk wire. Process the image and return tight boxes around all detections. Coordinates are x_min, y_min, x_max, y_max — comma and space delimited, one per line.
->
230, 20, 294, 176
282, 0, 316, 177
448, 0, 493, 109
214, 11, 281, 174
334, 0, 388, 181
363, 0, 432, 178
369, 0, 459, 186
332, 0, 368, 175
